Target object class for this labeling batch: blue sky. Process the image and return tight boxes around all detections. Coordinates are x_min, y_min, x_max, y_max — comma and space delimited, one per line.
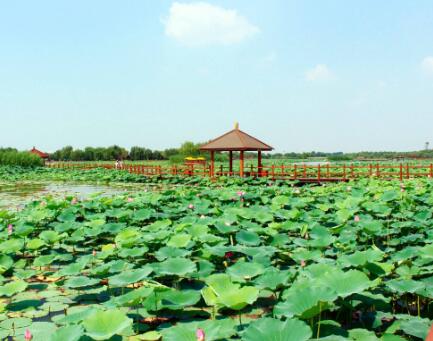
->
1, 0, 433, 153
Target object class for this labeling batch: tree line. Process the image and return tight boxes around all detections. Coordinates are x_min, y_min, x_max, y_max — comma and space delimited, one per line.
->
48, 142, 209, 162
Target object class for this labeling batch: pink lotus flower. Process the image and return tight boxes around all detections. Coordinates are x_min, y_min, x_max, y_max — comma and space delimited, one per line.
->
92, 250, 97, 257
300, 260, 306, 267
71, 198, 78, 205
7, 224, 13, 235
237, 191, 245, 197
24, 329, 32, 340
354, 215, 360, 222
196, 328, 205, 341
127, 197, 134, 202
400, 188, 405, 192
188, 204, 194, 209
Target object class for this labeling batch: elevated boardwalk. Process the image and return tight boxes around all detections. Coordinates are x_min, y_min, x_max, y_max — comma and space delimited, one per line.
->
47, 162, 433, 183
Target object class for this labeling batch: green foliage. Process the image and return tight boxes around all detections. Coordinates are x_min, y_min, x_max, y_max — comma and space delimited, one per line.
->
0, 149, 43, 167
0, 177, 432, 339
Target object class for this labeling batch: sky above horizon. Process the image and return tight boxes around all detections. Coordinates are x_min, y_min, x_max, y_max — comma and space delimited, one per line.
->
1, 1, 433, 153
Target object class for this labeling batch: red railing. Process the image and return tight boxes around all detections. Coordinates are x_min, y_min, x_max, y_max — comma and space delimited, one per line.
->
47, 162, 433, 182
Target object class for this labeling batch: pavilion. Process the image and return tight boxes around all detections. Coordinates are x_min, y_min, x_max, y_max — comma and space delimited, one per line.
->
30, 147, 49, 160
200, 123, 273, 177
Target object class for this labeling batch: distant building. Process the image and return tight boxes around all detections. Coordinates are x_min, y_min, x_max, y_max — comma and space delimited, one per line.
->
30, 147, 49, 159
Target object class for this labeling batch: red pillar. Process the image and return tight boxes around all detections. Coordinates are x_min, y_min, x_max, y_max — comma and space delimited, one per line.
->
229, 151, 233, 175
257, 150, 262, 177
210, 151, 215, 177
240, 151, 244, 177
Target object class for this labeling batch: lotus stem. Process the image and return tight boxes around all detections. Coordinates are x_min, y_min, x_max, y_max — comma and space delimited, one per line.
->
417, 295, 420, 317
317, 302, 322, 339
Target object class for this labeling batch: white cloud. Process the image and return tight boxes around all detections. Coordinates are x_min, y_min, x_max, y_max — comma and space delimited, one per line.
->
164, 2, 259, 46
421, 56, 433, 75
305, 64, 333, 81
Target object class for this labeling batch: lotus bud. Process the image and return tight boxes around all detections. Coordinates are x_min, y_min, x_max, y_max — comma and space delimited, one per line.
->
224, 222, 231, 226
188, 204, 194, 209
225, 251, 234, 259
92, 250, 97, 257
196, 328, 205, 341
346, 186, 352, 191
24, 329, 32, 340
294, 188, 300, 194
71, 198, 78, 205
300, 260, 306, 267
354, 215, 360, 222
127, 197, 134, 202
400, 188, 405, 192
7, 224, 13, 235
200, 215, 206, 219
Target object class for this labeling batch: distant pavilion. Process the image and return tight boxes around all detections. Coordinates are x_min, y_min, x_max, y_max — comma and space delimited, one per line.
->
30, 147, 49, 159
200, 123, 273, 177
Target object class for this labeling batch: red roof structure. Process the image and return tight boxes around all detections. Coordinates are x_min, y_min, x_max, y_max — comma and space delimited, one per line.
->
200, 123, 273, 177
30, 147, 49, 159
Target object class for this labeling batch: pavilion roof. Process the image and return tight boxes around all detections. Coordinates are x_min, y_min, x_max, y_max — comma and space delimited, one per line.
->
200, 124, 273, 151
30, 147, 49, 158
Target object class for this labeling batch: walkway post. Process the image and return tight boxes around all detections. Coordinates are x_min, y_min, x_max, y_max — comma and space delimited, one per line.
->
257, 150, 262, 177
240, 151, 244, 177
229, 151, 233, 175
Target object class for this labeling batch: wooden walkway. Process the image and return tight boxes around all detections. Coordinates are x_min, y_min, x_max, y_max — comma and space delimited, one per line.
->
47, 162, 433, 183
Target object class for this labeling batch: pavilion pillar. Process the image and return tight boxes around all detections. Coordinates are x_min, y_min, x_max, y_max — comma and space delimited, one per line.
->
258, 150, 262, 177
229, 151, 233, 175
210, 151, 215, 177
240, 151, 244, 177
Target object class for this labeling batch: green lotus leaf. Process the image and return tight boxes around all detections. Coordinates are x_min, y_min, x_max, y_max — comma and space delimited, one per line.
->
0, 255, 13, 274
236, 230, 260, 246
16, 322, 57, 341
242, 318, 312, 341
275, 284, 336, 319
0, 317, 32, 329
226, 261, 265, 281
155, 257, 196, 276
347, 328, 380, 340
108, 267, 153, 287
155, 246, 192, 261
33, 254, 56, 267
39, 230, 61, 244
114, 228, 142, 248
254, 268, 290, 290
0, 238, 24, 253
0, 279, 28, 297
82, 309, 133, 340
167, 233, 192, 248
52, 306, 98, 325
118, 246, 148, 258
50, 325, 84, 341
386, 279, 424, 294
139, 331, 162, 340
64, 276, 100, 288
160, 289, 201, 309
161, 319, 236, 341
26, 238, 46, 250
319, 270, 373, 298
399, 316, 430, 339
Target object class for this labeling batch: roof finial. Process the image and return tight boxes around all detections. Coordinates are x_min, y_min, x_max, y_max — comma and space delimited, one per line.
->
234, 122, 239, 130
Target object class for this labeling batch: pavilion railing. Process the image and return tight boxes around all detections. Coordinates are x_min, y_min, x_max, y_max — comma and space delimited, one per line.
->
47, 162, 433, 182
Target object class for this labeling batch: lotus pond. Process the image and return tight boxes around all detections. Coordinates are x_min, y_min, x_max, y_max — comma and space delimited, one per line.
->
0, 176, 433, 340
